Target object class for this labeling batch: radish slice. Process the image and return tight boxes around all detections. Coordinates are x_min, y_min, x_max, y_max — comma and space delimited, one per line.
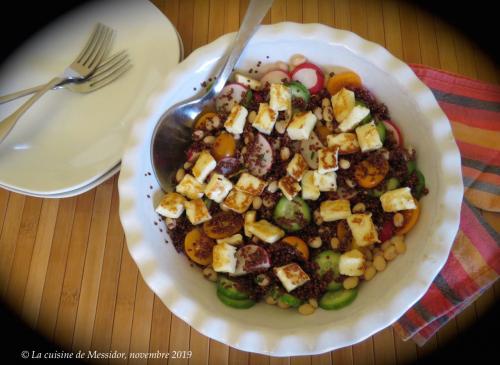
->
232, 244, 271, 276
383, 120, 403, 146
290, 62, 325, 94
216, 83, 248, 113
300, 131, 324, 169
260, 69, 290, 86
247, 133, 273, 176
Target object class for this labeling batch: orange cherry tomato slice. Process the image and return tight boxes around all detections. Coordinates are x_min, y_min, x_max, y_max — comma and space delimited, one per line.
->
203, 211, 244, 239
184, 228, 215, 266
281, 236, 310, 260
326, 71, 362, 96
395, 201, 420, 235
354, 158, 389, 189
336, 220, 350, 243
314, 123, 331, 145
211, 132, 236, 161
194, 112, 217, 130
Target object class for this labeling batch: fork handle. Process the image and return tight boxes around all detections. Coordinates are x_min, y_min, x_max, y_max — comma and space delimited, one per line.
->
0, 76, 64, 143
0, 84, 49, 104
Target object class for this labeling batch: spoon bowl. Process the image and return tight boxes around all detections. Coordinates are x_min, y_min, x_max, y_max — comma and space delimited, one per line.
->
150, 0, 273, 192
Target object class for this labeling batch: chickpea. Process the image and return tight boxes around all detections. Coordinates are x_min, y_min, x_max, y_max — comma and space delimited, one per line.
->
308, 298, 319, 308
339, 159, 351, 169
280, 146, 291, 160
393, 236, 407, 254
364, 266, 377, 281
175, 168, 185, 183
373, 255, 387, 271
393, 213, 404, 228
308, 236, 322, 248
203, 135, 216, 145
298, 303, 315, 315
248, 110, 257, 124
383, 246, 398, 261
343, 276, 359, 289
265, 296, 277, 305
252, 196, 263, 210
313, 106, 323, 120
267, 181, 278, 193
352, 203, 366, 213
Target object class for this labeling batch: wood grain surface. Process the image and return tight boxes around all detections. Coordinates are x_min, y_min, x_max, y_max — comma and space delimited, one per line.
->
1, 0, 498, 363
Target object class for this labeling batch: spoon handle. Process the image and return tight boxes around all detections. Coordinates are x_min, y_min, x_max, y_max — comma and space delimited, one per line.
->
208, 0, 273, 98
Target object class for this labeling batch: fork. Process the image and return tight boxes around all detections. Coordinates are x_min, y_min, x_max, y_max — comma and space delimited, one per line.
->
0, 50, 131, 104
0, 23, 114, 143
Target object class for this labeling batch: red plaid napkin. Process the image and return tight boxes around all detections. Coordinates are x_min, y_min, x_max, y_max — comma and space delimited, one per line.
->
392, 64, 500, 345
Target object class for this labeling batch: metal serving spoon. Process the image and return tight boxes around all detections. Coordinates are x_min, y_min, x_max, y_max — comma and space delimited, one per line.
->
151, 0, 273, 191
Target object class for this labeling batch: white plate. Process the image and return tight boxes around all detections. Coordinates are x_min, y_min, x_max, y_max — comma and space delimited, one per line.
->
0, 163, 120, 199
0, 0, 181, 195
119, 23, 463, 356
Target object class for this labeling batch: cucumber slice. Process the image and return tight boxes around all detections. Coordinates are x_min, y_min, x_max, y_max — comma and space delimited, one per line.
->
278, 293, 302, 308
286, 81, 310, 103
414, 170, 426, 199
217, 277, 249, 300
326, 280, 343, 292
386, 177, 400, 191
273, 196, 311, 232
319, 288, 358, 310
355, 100, 372, 125
217, 290, 256, 309
407, 160, 416, 175
314, 250, 341, 277
375, 121, 386, 143
242, 89, 253, 108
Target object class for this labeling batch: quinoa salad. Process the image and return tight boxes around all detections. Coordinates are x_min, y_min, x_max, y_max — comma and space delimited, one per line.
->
155, 55, 427, 315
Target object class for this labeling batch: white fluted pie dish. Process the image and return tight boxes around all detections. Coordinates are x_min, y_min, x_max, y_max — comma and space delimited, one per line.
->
118, 23, 463, 356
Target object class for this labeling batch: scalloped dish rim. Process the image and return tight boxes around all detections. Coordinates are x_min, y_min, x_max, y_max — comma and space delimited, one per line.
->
118, 23, 463, 356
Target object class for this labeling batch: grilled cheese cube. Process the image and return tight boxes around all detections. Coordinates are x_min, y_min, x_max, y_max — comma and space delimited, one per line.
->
318, 146, 339, 174
274, 263, 310, 292
176, 174, 205, 199
212, 242, 237, 273
287, 111, 317, 140
313, 171, 337, 192
347, 213, 380, 247
331, 87, 355, 122
155, 192, 186, 219
326, 133, 360, 154
247, 220, 285, 243
380, 187, 417, 212
278, 175, 301, 200
301, 171, 320, 200
252, 103, 277, 135
205, 173, 233, 203
192, 150, 217, 182
234, 73, 261, 90
269, 83, 291, 112
224, 104, 248, 134
338, 105, 370, 132
339, 249, 366, 276
320, 199, 351, 222
355, 121, 383, 152
286, 153, 308, 181
235, 173, 266, 196
244, 210, 257, 237
216, 234, 243, 246
184, 199, 212, 225
222, 189, 253, 214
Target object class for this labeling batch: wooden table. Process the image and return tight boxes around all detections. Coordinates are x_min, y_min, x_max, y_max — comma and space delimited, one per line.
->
1, 1, 498, 364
